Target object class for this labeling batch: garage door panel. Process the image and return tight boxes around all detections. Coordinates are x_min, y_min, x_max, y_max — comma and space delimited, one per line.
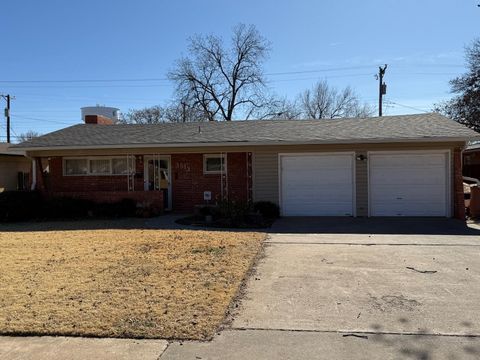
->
281, 154, 354, 216
373, 204, 446, 217
283, 201, 354, 216
283, 191, 353, 203
282, 178, 353, 189
372, 185, 446, 199
369, 152, 448, 217
371, 170, 446, 185
372, 154, 446, 167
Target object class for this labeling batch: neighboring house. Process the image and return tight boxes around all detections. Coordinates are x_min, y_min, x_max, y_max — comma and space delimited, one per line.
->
12, 113, 479, 219
463, 144, 480, 180
0, 143, 31, 192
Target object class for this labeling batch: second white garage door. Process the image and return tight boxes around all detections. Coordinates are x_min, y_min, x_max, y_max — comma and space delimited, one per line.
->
369, 151, 449, 217
280, 153, 355, 216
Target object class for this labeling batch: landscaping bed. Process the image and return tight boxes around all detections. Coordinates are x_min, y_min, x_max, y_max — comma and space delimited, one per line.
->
0, 224, 265, 340
176, 200, 280, 229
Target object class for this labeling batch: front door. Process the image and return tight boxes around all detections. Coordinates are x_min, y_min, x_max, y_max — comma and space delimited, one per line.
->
144, 156, 172, 210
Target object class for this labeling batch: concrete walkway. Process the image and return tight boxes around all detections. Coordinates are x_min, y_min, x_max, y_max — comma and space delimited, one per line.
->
0, 336, 168, 360
161, 329, 480, 360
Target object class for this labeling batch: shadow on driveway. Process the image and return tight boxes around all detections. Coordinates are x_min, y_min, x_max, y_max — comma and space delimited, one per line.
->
270, 217, 480, 235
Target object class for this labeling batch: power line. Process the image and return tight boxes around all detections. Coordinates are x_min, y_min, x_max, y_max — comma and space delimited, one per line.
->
1, 84, 172, 89
9, 125, 19, 139
0, 67, 372, 84
266, 65, 375, 76
268, 73, 374, 83
386, 100, 430, 113
0, 73, 461, 90
11, 114, 75, 125
0, 63, 465, 85
0, 78, 169, 84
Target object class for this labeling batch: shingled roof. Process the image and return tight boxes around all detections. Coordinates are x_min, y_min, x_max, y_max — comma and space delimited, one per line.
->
13, 113, 479, 150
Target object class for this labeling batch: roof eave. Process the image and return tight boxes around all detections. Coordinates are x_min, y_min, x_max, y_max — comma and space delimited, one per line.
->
17, 136, 475, 152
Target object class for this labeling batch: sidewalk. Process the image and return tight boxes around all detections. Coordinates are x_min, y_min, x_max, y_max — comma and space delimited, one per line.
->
0, 336, 168, 360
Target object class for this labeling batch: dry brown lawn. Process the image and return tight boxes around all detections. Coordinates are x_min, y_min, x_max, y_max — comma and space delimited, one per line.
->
0, 223, 265, 340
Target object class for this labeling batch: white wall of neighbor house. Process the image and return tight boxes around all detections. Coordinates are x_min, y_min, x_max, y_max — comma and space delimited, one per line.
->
252, 142, 462, 217
0, 156, 31, 191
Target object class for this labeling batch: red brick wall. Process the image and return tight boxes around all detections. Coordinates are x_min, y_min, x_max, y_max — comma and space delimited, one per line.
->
453, 148, 466, 220
171, 153, 249, 212
40, 153, 249, 214
47, 157, 144, 192
84, 115, 114, 125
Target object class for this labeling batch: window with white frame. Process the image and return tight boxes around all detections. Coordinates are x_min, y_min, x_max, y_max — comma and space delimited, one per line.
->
203, 154, 226, 174
112, 158, 129, 174
64, 159, 88, 175
89, 159, 111, 175
63, 157, 133, 176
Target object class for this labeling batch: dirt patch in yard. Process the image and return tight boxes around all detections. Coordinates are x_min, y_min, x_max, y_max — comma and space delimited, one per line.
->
0, 226, 265, 340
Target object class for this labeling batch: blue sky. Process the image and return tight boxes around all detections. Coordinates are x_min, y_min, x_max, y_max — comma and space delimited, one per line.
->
0, 0, 479, 140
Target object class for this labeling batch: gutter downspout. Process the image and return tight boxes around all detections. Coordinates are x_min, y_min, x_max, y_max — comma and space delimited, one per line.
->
30, 157, 36, 191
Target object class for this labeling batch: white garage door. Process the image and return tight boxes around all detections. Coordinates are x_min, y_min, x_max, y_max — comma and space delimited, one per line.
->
280, 153, 355, 216
369, 151, 449, 217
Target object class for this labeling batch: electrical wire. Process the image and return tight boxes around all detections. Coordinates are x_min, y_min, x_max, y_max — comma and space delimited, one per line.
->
11, 115, 76, 125
0, 63, 465, 86
386, 100, 430, 113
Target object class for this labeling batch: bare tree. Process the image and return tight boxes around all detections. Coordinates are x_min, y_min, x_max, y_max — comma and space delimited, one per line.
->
120, 106, 165, 124
120, 103, 206, 124
18, 130, 41, 143
258, 97, 301, 120
169, 24, 271, 121
299, 80, 375, 119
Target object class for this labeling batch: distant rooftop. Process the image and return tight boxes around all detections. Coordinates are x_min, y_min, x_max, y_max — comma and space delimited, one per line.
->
0, 143, 26, 156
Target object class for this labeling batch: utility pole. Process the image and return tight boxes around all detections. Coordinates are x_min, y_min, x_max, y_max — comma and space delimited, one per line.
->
377, 65, 387, 117
1, 94, 12, 143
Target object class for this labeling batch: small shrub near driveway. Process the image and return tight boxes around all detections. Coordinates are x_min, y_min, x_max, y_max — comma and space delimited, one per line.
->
253, 201, 280, 219
177, 200, 280, 228
0, 225, 265, 340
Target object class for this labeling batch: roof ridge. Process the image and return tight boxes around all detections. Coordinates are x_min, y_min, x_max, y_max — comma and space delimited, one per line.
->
81, 112, 440, 127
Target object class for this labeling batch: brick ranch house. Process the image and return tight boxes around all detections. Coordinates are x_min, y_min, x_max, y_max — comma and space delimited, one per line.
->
13, 113, 479, 219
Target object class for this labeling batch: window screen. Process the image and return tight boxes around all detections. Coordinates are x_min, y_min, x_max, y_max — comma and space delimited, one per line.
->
89, 159, 111, 175
204, 155, 225, 173
65, 159, 88, 175
112, 158, 129, 174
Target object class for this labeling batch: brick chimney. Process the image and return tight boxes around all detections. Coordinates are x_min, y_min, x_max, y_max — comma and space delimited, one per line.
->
84, 115, 114, 125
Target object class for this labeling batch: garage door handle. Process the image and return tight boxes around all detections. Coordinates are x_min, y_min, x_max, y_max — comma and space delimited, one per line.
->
396, 197, 403, 200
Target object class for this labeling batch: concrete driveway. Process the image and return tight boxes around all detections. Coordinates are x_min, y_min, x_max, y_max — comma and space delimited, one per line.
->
162, 218, 480, 360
